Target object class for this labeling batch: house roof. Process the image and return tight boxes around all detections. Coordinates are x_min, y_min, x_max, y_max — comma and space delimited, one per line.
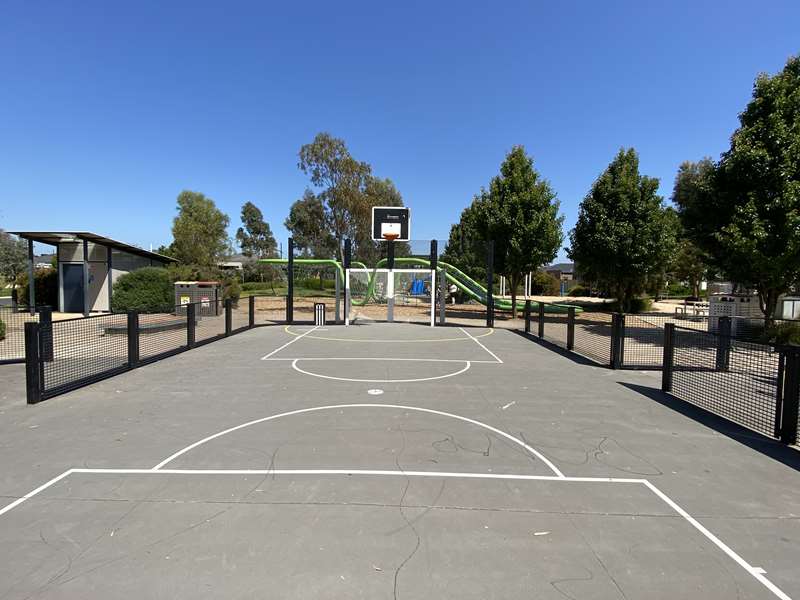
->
9, 231, 178, 263
547, 262, 574, 273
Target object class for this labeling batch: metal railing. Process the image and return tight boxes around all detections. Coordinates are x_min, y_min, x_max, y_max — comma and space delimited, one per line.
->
662, 323, 799, 444
520, 301, 800, 445
23, 295, 275, 403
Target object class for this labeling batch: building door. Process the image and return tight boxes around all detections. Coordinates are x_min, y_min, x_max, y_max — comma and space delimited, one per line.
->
62, 264, 84, 313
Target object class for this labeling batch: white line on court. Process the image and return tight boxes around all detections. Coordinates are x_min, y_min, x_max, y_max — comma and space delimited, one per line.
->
151, 403, 565, 477
70, 468, 641, 483
260, 325, 319, 360
459, 327, 503, 363
291, 359, 472, 383
0, 473, 791, 598
262, 357, 498, 364
0, 467, 792, 599
642, 480, 792, 600
0, 469, 74, 518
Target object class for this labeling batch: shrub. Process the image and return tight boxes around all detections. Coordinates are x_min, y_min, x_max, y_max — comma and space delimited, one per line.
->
111, 267, 173, 312
16, 269, 58, 307
766, 322, 800, 346
568, 285, 590, 297
242, 281, 275, 291
530, 271, 560, 296
608, 296, 653, 313
0, 318, 5, 341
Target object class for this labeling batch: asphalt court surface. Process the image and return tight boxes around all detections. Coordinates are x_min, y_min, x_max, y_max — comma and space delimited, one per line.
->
0, 322, 799, 599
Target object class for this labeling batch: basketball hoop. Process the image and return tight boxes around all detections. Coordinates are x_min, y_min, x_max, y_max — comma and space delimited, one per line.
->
382, 232, 400, 242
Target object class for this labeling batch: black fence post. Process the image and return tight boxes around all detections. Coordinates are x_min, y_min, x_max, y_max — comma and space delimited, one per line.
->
715, 316, 731, 372
776, 348, 800, 444
662, 323, 675, 392
287, 237, 294, 324
187, 303, 196, 348
538, 303, 545, 339
11, 288, 18, 310
24, 321, 42, 404
611, 313, 625, 369
249, 295, 255, 328
39, 306, 53, 362
524, 300, 531, 334
486, 241, 494, 328
225, 298, 232, 336
567, 307, 576, 351
127, 311, 139, 368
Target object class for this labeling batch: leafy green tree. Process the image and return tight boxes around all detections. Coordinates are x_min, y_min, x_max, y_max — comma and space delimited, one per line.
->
285, 190, 337, 258
568, 148, 675, 312
441, 201, 487, 281
171, 190, 231, 266
709, 56, 800, 322
477, 146, 563, 316
671, 239, 708, 298
236, 201, 277, 258
298, 133, 371, 262
669, 160, 714, 298
671, 158, 717, 250
0, 230, 27, 289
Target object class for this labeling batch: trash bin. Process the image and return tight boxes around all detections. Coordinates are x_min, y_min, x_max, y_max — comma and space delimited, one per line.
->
175, 281, 222, 316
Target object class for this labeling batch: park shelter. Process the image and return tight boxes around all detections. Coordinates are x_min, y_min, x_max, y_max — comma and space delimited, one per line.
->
10, 232, 177, 316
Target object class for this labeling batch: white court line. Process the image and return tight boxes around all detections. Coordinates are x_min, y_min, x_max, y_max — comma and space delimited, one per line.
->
459, 327, 503, 363
292, 359, 472, 383
0, 469, 74, 518
0, 468, 792, 599
151, 403, 565, 477
262, 357, 498, 364
71, 468, 639, 483
643, 480, 792, 600
260, 325, 318, 360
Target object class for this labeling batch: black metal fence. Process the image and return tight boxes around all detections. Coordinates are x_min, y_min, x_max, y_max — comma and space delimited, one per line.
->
24, 296, 267, 403
662, 324, 799, 444
521, 301, 800, 445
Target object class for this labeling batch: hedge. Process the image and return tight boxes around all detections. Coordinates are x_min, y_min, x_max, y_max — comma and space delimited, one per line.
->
17, 269, 58, 307
111, 267, 174, 313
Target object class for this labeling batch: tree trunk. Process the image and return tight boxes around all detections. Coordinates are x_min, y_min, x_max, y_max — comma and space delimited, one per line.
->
760, 288, 780, 329
692, 278, 700, 299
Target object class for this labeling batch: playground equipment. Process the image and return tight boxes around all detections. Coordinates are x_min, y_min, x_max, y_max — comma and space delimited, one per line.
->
258, 256, 579, 316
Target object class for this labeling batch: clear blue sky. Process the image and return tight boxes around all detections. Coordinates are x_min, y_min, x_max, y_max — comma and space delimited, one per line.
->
1, 1, 798, 260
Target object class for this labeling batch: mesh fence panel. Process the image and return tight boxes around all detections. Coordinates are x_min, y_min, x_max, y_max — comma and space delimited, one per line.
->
671, 327, 781, 438
620, 314, 706, 368
393, 269, 434, 324
573, 312, 613, 365
0, 307, 40, 362
293, 264, 338, 324
42, 313, 129, 394
138, 310, 188, 362
348, 268, 388, 322
252, 294, 285, 325
195, 299, 226, 343
231, 300, 250, 332
541, 310, 569, 348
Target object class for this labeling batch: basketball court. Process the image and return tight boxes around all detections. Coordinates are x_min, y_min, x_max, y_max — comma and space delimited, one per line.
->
1, 322, 798, 599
